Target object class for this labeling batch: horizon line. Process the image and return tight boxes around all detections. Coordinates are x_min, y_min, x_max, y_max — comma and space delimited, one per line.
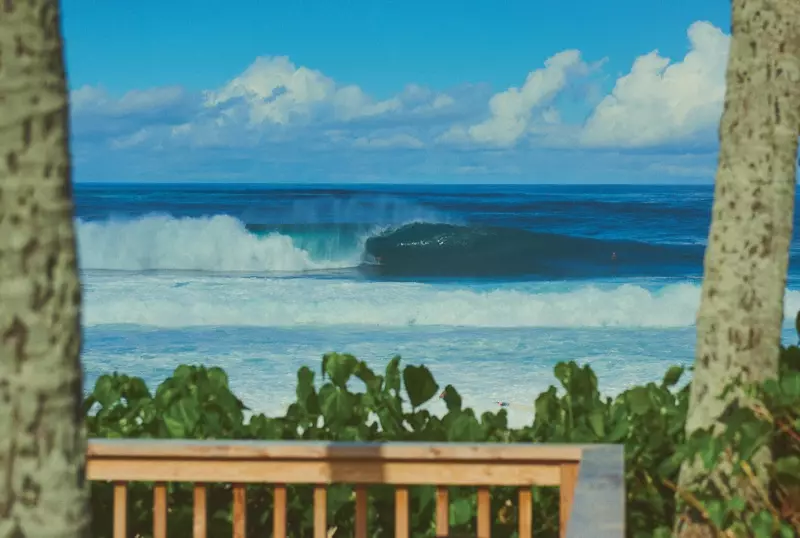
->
73, 180, 717, 187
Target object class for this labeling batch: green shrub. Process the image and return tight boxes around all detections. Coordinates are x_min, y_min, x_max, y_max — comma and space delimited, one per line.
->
85, 330, 800, 538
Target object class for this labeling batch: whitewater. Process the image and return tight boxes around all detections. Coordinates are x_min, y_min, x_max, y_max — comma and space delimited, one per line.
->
76, 184, 800, 426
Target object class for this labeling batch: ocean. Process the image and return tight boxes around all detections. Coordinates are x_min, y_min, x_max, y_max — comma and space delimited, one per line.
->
75, 183, 800, 426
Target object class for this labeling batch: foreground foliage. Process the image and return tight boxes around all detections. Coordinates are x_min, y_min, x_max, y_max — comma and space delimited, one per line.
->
87, 325, 800, 538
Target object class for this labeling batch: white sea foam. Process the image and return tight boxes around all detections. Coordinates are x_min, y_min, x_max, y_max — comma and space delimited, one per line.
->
81, 273, 800, 329
77, 214, 359, 272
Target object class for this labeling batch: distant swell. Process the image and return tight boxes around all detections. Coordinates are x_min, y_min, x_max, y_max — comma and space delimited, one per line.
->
364, 223, 706, 278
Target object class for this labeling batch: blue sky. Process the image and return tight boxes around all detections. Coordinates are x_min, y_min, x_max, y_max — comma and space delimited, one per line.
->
63, 0, 732, 183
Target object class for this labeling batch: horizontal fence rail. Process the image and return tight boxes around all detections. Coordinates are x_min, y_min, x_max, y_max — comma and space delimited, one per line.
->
86, 440, 624, 538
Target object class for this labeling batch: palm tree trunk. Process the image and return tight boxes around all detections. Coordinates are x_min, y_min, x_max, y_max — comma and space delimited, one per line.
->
0, 1, 90, 537
676, 0, 800, 536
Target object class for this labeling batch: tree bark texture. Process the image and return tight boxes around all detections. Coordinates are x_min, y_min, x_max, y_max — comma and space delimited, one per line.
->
676, 0, 800, 536
0, 1, 89, 537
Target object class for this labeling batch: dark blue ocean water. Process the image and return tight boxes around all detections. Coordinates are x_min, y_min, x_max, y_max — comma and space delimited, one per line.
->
75, 183, 800, 424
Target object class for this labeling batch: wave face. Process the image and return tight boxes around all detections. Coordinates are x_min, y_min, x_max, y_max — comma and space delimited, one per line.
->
363, 223, 707, 278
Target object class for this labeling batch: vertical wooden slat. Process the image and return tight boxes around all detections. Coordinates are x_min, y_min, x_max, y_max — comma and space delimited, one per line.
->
232, 484, 246, 538
560, 463, 580, 538
435, 486, 449, 536
153, 482, 167, 538
193, 484, 206, 538
518, 488, 533, 538
113, 482, 127, 538
477, 487, 491, 538
273, 484, 287, 538
394, 486, 409, 538
313, 485, 327, 538
354, 486, 368, 538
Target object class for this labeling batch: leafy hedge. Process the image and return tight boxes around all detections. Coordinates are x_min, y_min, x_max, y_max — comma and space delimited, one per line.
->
86, 323, 800, 538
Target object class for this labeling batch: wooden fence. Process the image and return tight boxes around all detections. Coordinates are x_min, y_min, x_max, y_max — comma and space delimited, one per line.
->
87, 440, 625, 538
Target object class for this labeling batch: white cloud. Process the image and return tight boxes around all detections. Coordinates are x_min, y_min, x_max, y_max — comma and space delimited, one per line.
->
110, 129, 152, 149
439, 50, 589, 147
201, 56, 455, 127
352, 133, 424, 149
580, 21, 728, 148
71, 85, 187, 116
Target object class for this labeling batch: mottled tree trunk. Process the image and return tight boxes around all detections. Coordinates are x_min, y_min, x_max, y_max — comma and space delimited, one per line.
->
676, 0, 800, 536
0, 1, 90, 538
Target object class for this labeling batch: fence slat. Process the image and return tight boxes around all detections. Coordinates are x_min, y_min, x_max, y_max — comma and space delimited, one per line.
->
232, 484, 246, 538
314, 486, 327, 538
435, 486, 449, 536
354, 486, 368, 538
518, 488, 532, 538
395, 486, 409, 538
273, 484, 287, 538
477, 487, 491, 538
560, 463, 580, 538
153, 482, 167, 538
113, 482, 127, 538
193, 484, 206, 538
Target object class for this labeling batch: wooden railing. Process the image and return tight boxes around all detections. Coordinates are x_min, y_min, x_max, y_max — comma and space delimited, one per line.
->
87, 440, 624, 538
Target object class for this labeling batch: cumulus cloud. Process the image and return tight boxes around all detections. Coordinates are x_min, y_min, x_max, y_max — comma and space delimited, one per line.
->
202, 56, 401, 125
580, 21, 728, 148
198, 56, 456, 129
440, 50, 590, 147
158, 56, 459, 149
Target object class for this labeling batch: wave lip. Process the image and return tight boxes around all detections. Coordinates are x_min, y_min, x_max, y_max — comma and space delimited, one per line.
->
363, 223, 706, 278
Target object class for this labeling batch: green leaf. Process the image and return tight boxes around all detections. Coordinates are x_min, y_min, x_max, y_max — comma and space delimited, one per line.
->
448, 412, 482, 442
626, 387, 652, 415
449, 497, 472, 526
705, 499, 724, 528
403, 365, 439, 408
321, 387, 354, 425
748, 510, 775, 538
163, 411, 187, 437
779, 371, 800, 398
661, 365, 684, 387
385, 356, 402, 393
354, 361, 382, 393
700, 436, 721, 470
779, 522, 797, 538
296, 367, 314, 399
587, 408, 605, 438
205, 367, 228, 389
322, 352, 359, 387
92, 375, 121, 407
727, 495, 746, 514
773, 455, 800, 478
651, 528, 673, 538
553, 362, 570, 386
173, 364, 194, 380
295, 367, 319, 417
440, 385, 462, 412
533, 387, 558, 426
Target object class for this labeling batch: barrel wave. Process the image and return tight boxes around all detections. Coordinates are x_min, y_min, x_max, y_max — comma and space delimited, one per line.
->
362, 222, 707, 279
